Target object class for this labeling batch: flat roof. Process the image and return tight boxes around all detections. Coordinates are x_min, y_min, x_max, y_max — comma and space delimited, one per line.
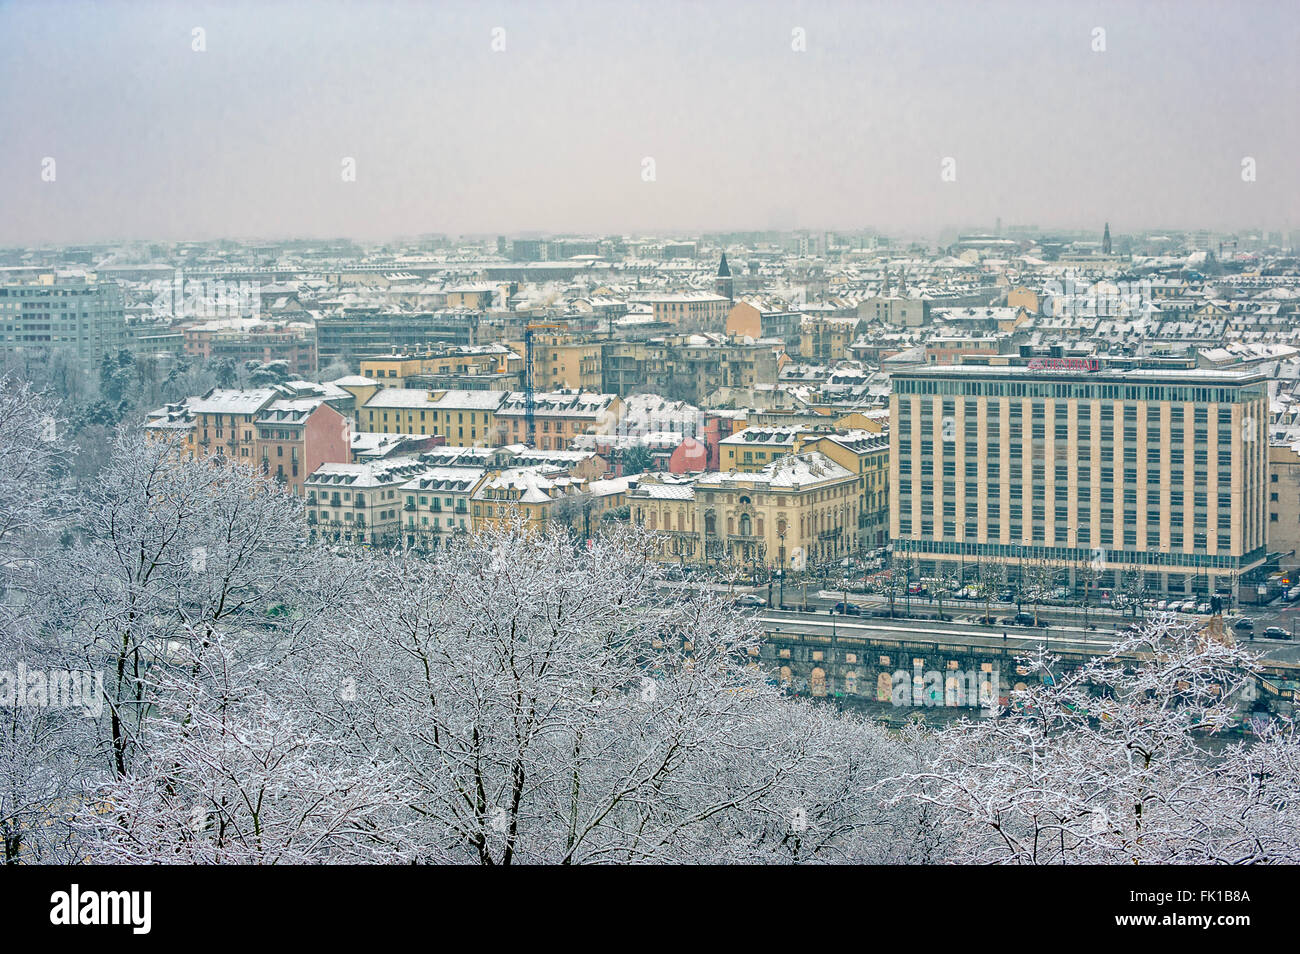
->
895, 364, 1269, 385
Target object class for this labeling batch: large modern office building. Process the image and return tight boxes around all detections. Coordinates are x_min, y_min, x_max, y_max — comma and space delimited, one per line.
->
0, 279, 128, 363
889, 362, 1269, 600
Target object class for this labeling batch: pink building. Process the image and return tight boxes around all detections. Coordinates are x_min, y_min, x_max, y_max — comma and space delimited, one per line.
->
254, 400, 351, 494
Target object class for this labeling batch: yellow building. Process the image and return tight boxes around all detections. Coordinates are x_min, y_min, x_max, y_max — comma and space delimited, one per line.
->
890, 364, 1269, 600
495, 390, 622, 451
360, 344, 522, 388
720, 426, 808, 473
507, 331, 603, 392
472, 467, 588, 533
629, 451, 859, 570
804, 430, 891, 549
1006, 287, 1039, 314
358, 388, 506, 444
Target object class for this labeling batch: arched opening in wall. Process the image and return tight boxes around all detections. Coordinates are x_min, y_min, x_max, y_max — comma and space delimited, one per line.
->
780, 666, 792, 686
810, 667, 827, 697
845, 670, 858, 694
876, 672, 893, 702
944, 675, 962, 707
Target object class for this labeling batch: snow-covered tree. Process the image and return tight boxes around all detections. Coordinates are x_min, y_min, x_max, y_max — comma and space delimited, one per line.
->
44, 432, 339, 779
895, 615, 1300, 863
311, 518, 908, 863
77, 636, 411, 864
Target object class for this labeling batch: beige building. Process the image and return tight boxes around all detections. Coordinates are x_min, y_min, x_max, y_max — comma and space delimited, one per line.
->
306, 459, 430, 546
799, 315, 861, 362
508, 330, 603, 392
628, 451, 859, 571
1268, 444, 1300, 574
400, 466, 486, 549
495, 390, 622, 451
890, 365, 1269, 599
358, 388, 506, 443
472, 467, 589, 533
646, 293, 731, 331
359, 344, 522, 388
805, 430, 891, 550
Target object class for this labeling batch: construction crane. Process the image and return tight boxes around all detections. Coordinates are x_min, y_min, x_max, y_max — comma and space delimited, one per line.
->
522, 322, 564, 448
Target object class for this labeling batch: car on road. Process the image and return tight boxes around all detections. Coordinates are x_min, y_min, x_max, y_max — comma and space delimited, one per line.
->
997, 587, 1016, 602
832, 602, 862, 615
1000, 612, 1040, 627
1233, 617, 1255, 632
1263, 626, 1291, 640
731, 594, 766, 608
907, 582, 927, 596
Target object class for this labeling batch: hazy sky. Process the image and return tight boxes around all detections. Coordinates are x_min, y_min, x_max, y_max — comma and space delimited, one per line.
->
2, 0, 1297, 245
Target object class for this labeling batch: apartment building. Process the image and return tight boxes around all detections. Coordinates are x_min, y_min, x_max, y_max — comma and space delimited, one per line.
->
358, 388, 506, 443
254, 399, 351, 494
1268, 443, 1300, 575
720, 426, 807, 472
359, 344, 522, 389
183, 322, 317, 377
0, 279, 128, 363
400, 466, 486, 549
645, 293, 731, 331
495, 390, 622, 451
889, 364, 1269, 599
471, 467, 589, 533
189, 388, 281, 462
805, 430, 891, 550
315, 309, 482, 366
507, 330, 603, 391
306, 459, 429, 546
799, 315, 861, 363
725, 300, 802, 351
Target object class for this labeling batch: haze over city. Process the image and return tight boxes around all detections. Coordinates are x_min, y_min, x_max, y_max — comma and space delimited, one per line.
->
2, 0, 1298, 245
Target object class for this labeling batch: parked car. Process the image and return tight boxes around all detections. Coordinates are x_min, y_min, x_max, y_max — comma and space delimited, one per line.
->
1263, 626, 1291, 640
997, 587, 1017, 602
732, 594, 766, 608
1233, 617, 1255, 632
908, 582, 927, 595
1000, 612, 1039, 627
833, 602, 862, 616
